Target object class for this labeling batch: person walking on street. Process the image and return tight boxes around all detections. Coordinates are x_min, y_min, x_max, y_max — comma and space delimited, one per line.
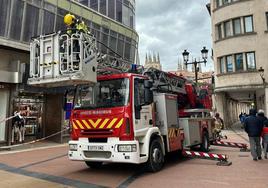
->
244, 109, 263, 161
257, 109, 267, 149
11, 111, 25, 144
239, 112, 243, 123
261, 120, 268, 159
240, 113, 247, 128
257, 109, 267, 127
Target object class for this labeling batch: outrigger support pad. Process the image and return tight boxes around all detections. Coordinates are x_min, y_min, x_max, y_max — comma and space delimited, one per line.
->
216, 160, 232, 166
240, 147, 250, 152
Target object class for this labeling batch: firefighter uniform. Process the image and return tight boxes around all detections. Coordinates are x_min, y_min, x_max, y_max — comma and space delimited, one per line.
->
63, 13, 89, 35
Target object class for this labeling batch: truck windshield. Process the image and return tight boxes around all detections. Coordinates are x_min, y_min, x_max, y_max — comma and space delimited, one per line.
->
75, 78, 130, 109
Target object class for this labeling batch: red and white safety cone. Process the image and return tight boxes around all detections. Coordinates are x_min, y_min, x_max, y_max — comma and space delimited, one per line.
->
182, 150, 232, 166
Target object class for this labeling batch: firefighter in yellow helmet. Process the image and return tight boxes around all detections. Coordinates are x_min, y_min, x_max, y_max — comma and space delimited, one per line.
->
63, 13, 89, 35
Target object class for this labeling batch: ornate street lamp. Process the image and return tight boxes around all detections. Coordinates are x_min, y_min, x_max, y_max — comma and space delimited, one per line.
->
182, 47, 209, 83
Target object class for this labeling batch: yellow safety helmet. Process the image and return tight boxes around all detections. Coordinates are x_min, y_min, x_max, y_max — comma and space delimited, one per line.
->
64, 13, 75, 26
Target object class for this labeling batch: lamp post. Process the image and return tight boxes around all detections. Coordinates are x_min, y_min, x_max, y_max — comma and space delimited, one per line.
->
182, 47, 209, 84
258, 67, 265, 84
256, 67, 266, 109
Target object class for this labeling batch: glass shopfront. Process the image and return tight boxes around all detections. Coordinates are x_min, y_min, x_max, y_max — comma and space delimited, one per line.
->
13, 94, 44, 140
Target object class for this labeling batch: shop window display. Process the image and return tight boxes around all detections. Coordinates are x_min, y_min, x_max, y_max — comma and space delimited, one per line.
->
13, 97, 43, 141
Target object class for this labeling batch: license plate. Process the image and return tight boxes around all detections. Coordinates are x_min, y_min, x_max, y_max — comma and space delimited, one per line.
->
88, 146, 104, 151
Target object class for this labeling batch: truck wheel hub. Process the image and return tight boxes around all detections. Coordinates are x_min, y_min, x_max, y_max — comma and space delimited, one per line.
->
152, 148, 162, 163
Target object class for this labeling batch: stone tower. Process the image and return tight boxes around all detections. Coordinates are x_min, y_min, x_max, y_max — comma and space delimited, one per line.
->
144, 52, 162, 70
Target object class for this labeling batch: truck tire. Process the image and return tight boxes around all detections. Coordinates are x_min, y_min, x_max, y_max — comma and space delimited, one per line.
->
146, 138, 164, 172
201, 132, 209, 152
85, 161, 103, 169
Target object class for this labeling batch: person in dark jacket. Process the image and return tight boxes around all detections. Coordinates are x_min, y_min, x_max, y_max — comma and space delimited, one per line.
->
257, 109, 267, 127
244, 109, 263, 161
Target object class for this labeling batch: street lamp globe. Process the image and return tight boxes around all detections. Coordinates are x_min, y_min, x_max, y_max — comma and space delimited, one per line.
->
201, 46, 208, 60
182, 49, 189, 63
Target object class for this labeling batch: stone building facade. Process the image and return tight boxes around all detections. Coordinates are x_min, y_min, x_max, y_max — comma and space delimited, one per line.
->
209, 0, 268, 127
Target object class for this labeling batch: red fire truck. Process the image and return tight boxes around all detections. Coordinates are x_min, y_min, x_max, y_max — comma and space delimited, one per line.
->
28, 31, 214, 172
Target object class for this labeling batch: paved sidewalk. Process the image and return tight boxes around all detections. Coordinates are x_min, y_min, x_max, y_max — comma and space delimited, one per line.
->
0, 170, 72, 188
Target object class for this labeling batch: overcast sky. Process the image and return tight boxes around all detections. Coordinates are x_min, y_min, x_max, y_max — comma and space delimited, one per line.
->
136, 0, 212, 72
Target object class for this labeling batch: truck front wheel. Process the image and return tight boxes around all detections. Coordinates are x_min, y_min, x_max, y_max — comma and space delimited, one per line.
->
85, 161, 103, 169
146, 138, 164, 172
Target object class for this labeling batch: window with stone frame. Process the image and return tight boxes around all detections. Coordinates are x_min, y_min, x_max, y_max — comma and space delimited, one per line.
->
226, 55, 233, 72
216, 23, 222, 40
235, 53, 243, 71
224, 20, 232, 37
233, 18, 241, 35
222, 0, 231, 5
244, 15, 254, 33
219, 57, 225, 73
246, 52, 256, 70
216, 0, 222, 8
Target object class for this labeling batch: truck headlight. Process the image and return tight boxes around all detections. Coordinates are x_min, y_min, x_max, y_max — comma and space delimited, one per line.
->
69, 144, 78, 151
118, 144, 137, 152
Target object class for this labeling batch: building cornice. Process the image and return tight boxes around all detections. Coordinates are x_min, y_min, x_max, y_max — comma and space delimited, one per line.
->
214, 84, 264, 93
212, 0, 253, 13
214, 32, 257, 43
216, 69, 258, 77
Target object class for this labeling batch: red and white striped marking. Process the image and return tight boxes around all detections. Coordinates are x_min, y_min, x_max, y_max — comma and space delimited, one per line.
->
182, 150, 227, 161
212, 140, 248, 149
